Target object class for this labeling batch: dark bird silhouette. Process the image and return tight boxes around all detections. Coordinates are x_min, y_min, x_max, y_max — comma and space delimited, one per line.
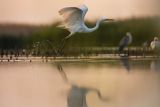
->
118, 32, 132, 52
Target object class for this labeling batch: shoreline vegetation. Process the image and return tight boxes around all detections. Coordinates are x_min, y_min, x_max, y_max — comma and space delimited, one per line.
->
0, 17, 160, 59
0, 46, 159, 62
0, 55, 159, 62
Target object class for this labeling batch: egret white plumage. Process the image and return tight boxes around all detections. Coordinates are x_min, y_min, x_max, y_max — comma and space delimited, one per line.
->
58, 5, 113, 39
150, 37, 160, 50
118, 32, 132, 52
58, 5, 113, 53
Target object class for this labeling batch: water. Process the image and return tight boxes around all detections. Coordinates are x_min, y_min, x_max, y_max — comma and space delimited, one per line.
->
0, 59, 160, 107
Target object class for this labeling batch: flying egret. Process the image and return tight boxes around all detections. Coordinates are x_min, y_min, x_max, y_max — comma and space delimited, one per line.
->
59, 5, 113, 39
118, 32, 132, 52
58, 5, 113, 53
150, 37, 160, 50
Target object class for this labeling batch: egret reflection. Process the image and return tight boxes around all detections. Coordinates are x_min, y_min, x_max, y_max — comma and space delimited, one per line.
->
56, 63, 109, 107
150, 60, 160, 72
120, 56, 131, 72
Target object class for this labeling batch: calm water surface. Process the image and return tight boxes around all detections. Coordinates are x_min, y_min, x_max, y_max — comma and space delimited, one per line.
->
0, 59, 160, 107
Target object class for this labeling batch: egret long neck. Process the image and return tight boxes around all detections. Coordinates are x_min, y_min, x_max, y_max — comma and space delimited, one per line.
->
87, 19, 102, 33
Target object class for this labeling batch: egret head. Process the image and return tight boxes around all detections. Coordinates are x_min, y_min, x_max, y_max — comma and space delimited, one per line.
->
126, 32, 132, 44
100, 17, 114, 22
126, 32, 132, 36
154, 37, 159, 41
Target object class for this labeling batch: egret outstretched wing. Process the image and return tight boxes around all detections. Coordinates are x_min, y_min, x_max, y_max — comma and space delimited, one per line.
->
59, 5, 88, 31
57, 5, 112, 55
79, 5, 88, 19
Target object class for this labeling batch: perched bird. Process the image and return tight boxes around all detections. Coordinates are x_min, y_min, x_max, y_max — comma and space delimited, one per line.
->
58, 5, 113, 39
142, 41, 148, 48
142, 41, 149, 57
150, 37, 160, 50
118, 32, 132, 52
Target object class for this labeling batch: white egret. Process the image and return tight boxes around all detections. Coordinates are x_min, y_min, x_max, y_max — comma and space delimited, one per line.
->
150, 37, 160, 50
58, 5, 113, 53
59, 5, 113, 39
118, 32, 132, 52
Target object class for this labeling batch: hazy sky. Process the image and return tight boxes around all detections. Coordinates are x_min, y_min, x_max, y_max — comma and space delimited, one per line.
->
0, 0, 159, 24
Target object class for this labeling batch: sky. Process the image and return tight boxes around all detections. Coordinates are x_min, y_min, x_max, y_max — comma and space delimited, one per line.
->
0, 0, 160, 25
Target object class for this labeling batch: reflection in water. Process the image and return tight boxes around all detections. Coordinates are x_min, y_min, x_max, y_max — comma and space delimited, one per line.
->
57, 64, 68, 82
150, 60, 160, 71
0, 61, 160, 107
120, 57, 131, 71
56, 63, 109, 107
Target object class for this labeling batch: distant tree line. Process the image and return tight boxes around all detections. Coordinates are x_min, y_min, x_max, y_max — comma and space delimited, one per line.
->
0, 17, 159, 51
